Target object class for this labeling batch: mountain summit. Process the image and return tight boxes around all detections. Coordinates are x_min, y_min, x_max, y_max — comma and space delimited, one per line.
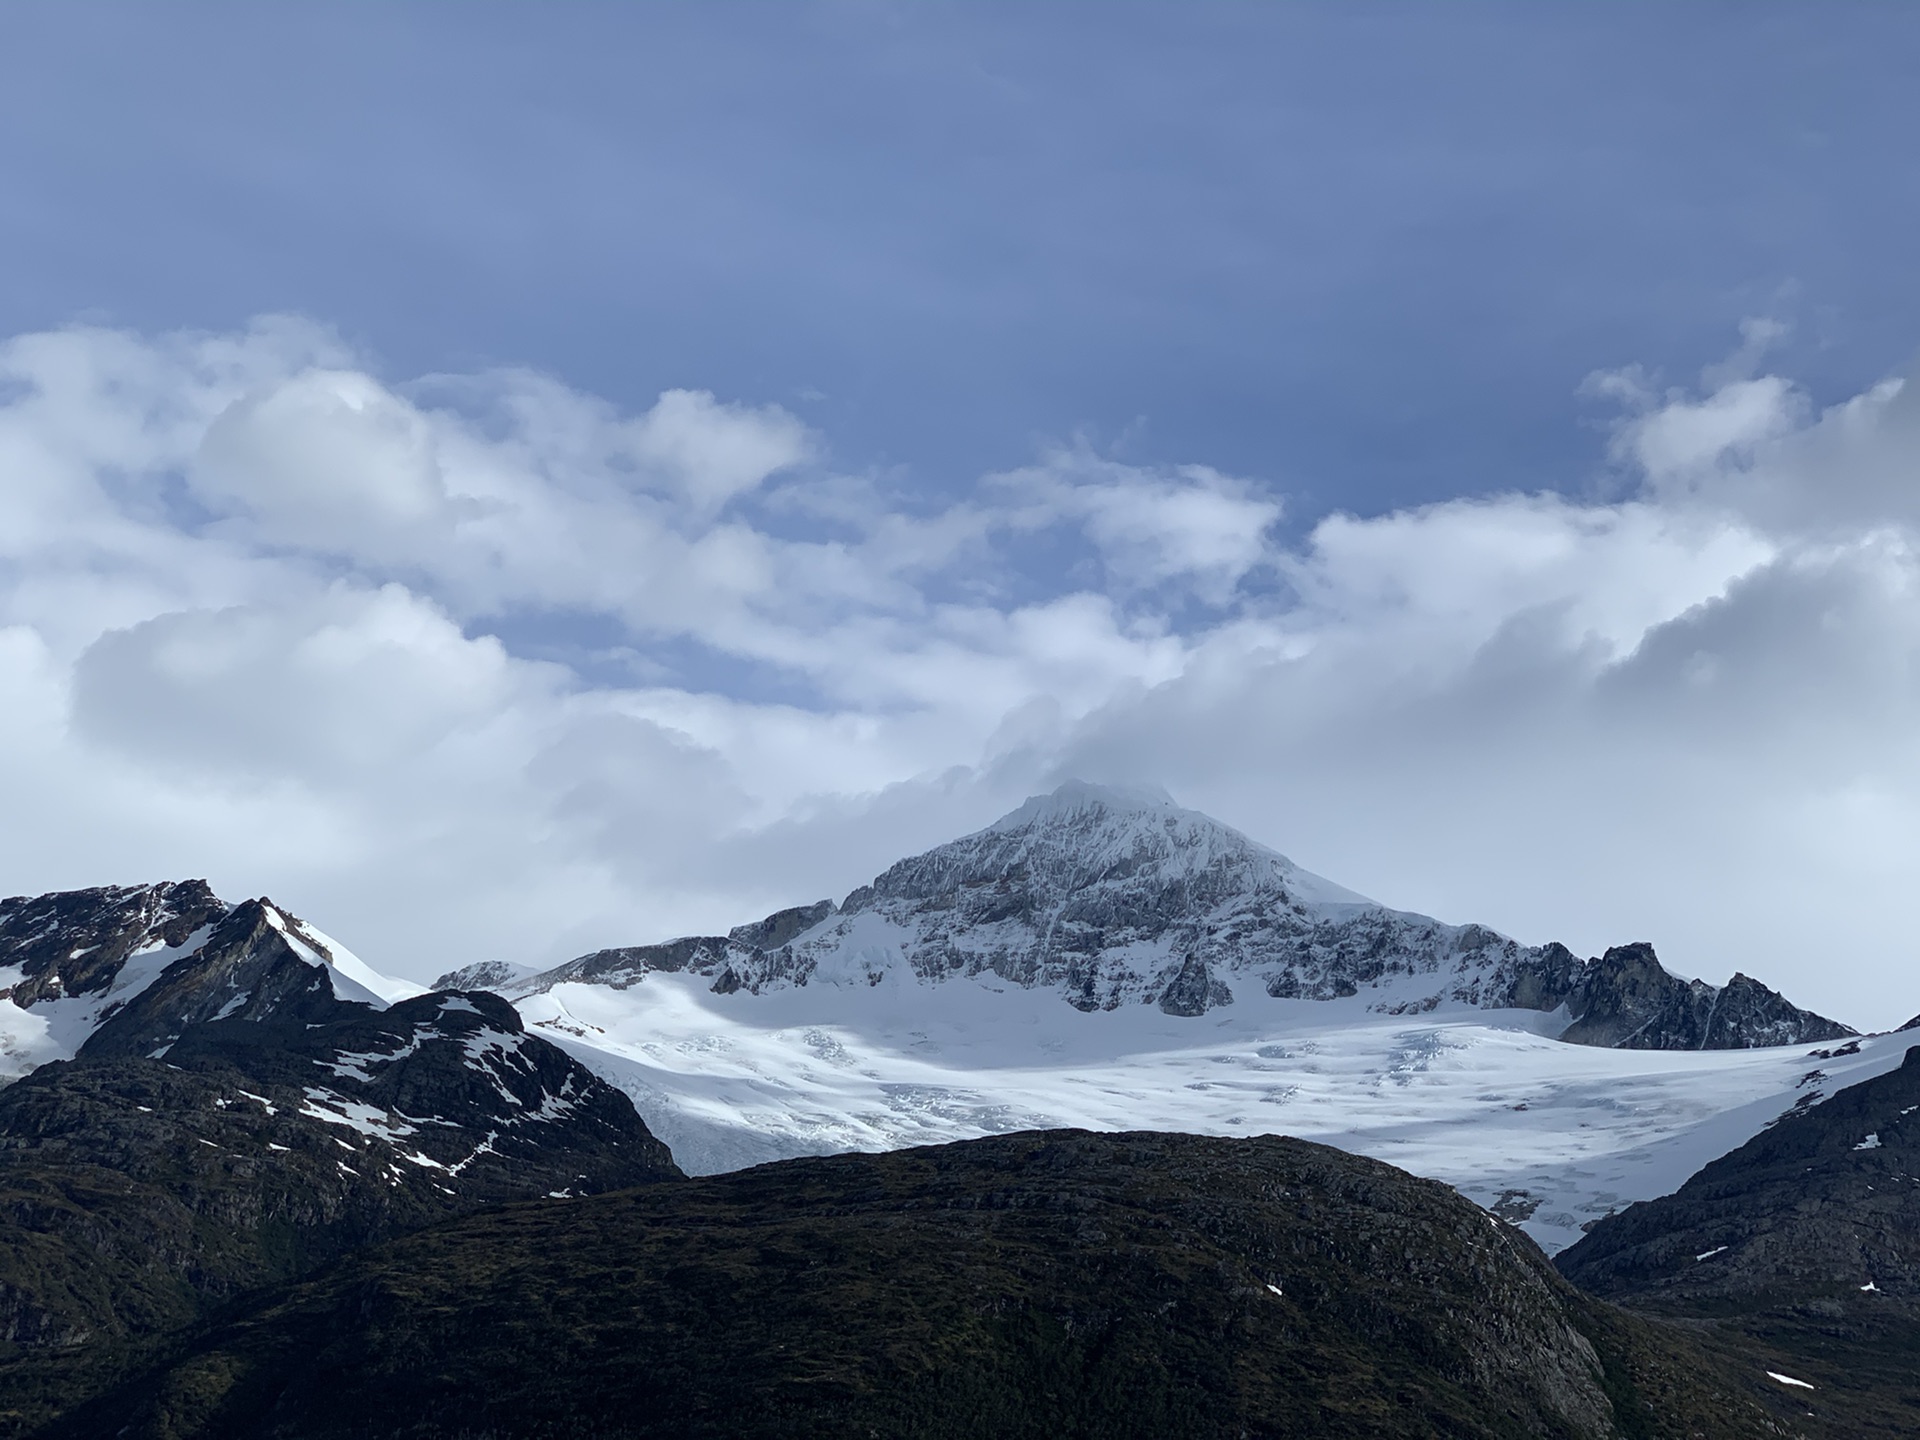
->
504, 782, 1849, 1050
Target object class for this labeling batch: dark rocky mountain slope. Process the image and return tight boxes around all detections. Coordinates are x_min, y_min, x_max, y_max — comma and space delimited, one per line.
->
0, 886, 679, 1436
1559, 1042, 1920, 1435
53, 1130, 1803, 1440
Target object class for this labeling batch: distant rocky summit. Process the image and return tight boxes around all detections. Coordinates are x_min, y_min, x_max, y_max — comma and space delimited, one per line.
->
1487, 939, 1854, 1050
428, 958, 541, 992
0, 878, 225, 1018
501, 781, 1851, 1050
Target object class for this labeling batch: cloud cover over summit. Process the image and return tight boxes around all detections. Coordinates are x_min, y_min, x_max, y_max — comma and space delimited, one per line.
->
2, 313, 1918, 1028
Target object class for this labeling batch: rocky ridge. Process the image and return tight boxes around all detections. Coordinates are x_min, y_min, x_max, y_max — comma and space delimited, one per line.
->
0, 880, 227, 1012
0, 882, 680, 1433
488, 782, 1851, 1051
1559, 1040, 1920, 1309
1557, 1042, 1920, 1435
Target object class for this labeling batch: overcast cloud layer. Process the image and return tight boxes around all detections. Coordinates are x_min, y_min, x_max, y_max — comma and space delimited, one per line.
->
2, 318, 1917, 1029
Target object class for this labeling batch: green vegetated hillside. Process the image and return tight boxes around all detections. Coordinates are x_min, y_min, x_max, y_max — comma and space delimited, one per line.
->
0, 1049, 679, 1435
1560, 1043, 1920, 1437
48, 1131, 1805, 1440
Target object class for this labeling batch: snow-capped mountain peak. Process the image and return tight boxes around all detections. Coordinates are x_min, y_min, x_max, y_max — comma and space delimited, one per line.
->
919, 779, 1377, 915
0, 789, 1872, 1260
456, 782, 1881, 1247
986, 778, 1177, 827
512, 780, 1488, 1013
505, 781, 1852, 1053
1, 880, 678, 1207
0, 883, 426, 1080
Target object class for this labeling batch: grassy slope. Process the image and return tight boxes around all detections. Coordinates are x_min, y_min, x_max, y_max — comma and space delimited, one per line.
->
0, 1046, 678, 1438
50, 1131, 1808, 1440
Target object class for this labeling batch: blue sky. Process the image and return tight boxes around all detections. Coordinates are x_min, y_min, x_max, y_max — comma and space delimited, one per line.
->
4, 4, 1920, 1025
7, 3, 1917, 518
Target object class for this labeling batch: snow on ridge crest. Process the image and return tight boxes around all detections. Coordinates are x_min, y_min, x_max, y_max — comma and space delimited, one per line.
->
986, 779, 1179, 830
861, 780, 1379, 922
508, 782, 1850, 1049
259, 901, 426, 1009
972, 780, 1378, 913
516, 781, 1535, 1017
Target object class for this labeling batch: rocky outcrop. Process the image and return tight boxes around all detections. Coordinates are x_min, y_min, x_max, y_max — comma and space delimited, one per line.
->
78, 900, 360, 1060
430, 959, 539, 991
1483, 942, 1854, 1051
534, 934, 738, 991
1157, 953, 1232, 1016
728, 899, 836, 951
0, 879, 226, 1008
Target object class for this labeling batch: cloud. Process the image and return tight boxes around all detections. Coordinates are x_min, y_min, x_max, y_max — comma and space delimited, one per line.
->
991, 449, 1284, 602
193, 370, 455, 558
70, 583, 537, 780
3, 316, 1920, 1029
623, 387, 812, 512
1614, 374, 1806, 484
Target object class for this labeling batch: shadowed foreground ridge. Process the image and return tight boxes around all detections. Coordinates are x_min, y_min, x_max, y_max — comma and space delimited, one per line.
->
0, 889, 680, 1435
1559, 1044, 1920, 1436
55, 1131, 1797, 1440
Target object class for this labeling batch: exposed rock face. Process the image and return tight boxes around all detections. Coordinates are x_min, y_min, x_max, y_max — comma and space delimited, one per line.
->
429, 959, 539, 992
46, 1131, 1793, 1440
536, 932, 747, 994
0, 880, 226, 1009
728, 899, 837, 951
79, 900, 363, 1060
1482, 942, 1853, 1051
0, 886, 677, 1188
501, 783, 1849, 1050
1158, 952, 1231, 1016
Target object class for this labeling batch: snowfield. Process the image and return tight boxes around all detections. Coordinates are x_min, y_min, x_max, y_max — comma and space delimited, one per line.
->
0, 924, 215, 1079
515, 964, 1912, 1253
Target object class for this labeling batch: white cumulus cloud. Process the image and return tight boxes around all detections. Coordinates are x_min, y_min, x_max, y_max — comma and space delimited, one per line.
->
1, 316, 1918, 1029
